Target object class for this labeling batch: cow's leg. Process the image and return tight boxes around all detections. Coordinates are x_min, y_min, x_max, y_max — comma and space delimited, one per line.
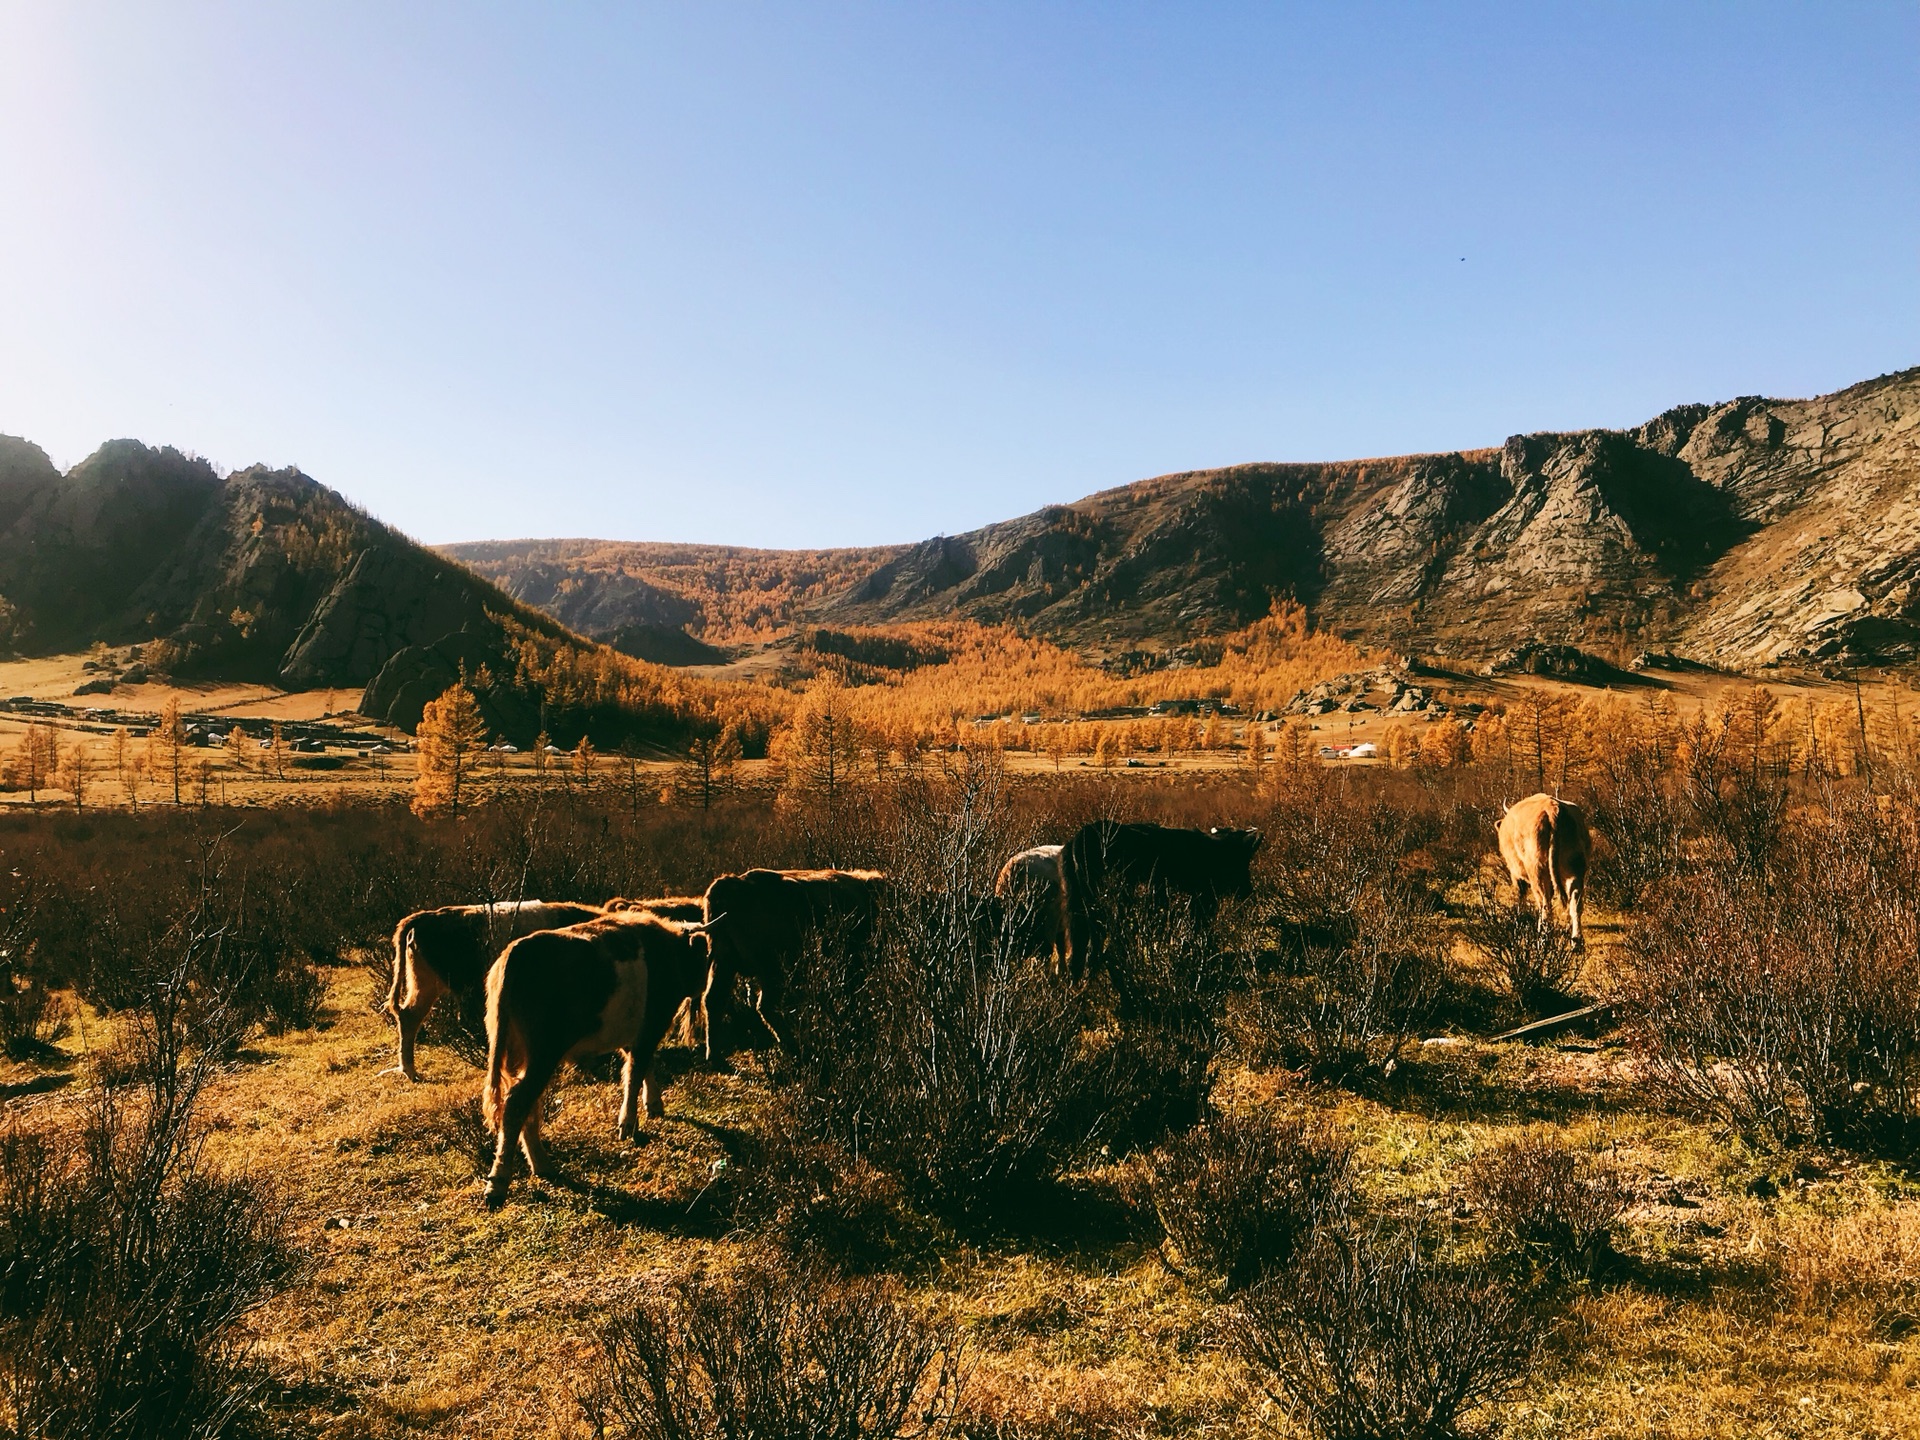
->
520, 1100, 559, 1179
381, 967, 446, 1081
1530, 866, 1556, 932
631, 1008, 681, 1122
484, 1052, 562, 1208
1563, 871, 1585, 951
1062, 899, 1091, 981
698, 965, 732, 1062
641, 1063, 667, 1119
1507, 862, 1532, 914
736, 969, 788, 1048
617, 1051, 644, 1140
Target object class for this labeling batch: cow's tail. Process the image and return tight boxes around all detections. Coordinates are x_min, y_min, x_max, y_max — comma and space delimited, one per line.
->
481, 954, 514, 1134
386, 917, 416, 1020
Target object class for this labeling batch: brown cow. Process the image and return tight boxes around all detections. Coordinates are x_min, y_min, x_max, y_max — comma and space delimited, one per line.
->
481, 910, 714, 1207
603, 897, 713, 1047
1060, 821, 1263, 979
700, 868, 888, 1051
384, 901, 606, 1080
1496, 793, 1591, 949
995, 844, 1067, 965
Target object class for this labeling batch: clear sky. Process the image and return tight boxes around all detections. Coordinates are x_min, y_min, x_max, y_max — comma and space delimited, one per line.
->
0, 4, 1913, 549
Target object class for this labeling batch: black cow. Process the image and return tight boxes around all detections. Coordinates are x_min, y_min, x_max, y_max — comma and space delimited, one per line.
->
1060, 821, 1263, 978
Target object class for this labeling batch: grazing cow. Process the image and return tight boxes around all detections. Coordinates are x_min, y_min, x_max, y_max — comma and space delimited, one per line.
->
603, 895, 707, 923
481, 911, 714, 1207
700, 868, 888, 1051
1060, 821, 1263, 979
995, 844, 1067, 965
384, 901, 605, 1081
1496, 793, 1591, 949
602, 897, 713, 1046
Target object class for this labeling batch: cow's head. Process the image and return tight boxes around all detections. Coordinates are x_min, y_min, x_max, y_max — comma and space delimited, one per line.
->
1209, 827, 1264, 895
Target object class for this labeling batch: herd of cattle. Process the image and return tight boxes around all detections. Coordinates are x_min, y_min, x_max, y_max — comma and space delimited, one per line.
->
379, 799, 1589, 1208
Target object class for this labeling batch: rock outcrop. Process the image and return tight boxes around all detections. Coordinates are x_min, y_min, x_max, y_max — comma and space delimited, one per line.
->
280, 544, 497, 689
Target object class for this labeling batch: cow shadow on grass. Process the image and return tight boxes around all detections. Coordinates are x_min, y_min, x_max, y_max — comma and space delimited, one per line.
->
519, 1105, 751, 1237
533, 1167, 736, 1236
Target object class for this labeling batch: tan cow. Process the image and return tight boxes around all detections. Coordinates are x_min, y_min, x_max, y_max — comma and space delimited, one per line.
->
603, 896, 707, 923
995, 844, 1067, 965
384, 900, 606, 1080
700, 868, 889, 1052
1496, 793, 1591, 949
481, 910, 714, 1207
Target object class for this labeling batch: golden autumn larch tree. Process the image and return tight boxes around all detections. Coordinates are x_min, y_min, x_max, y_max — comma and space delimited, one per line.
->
412, 682, 490, 819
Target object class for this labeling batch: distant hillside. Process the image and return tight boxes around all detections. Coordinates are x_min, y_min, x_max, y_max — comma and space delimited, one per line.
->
458, 366, 1920, 671
444, 538, 906, 660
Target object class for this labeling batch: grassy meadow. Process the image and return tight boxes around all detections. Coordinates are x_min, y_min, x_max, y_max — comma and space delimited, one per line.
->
4, 636, 1920, 1437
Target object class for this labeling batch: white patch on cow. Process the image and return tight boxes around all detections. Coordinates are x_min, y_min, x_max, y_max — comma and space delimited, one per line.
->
480, 899, 554, 917
569, 957, 650, 1061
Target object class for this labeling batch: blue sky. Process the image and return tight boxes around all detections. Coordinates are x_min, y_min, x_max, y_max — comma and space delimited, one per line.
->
0, 4, 1913, 548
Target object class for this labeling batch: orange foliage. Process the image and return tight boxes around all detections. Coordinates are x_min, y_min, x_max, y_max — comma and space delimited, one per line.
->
775, 603, 1369, 757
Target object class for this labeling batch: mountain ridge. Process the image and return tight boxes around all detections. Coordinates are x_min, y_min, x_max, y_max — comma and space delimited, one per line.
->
449, 365, 1920, 671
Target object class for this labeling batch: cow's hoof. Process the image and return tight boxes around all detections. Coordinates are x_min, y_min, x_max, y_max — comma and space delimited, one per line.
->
483, 1182, 508, 1211
375, 1065, 417, 1081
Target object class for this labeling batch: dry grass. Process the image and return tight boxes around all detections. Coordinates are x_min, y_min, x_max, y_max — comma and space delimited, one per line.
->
0, 957, 1897, 1439
9, 762, 1920, 1437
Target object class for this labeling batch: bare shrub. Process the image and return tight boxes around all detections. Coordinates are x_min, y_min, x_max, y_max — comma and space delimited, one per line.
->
1464, 1136, 1627, 1284
1234, 1225, 1559, 1440
778, 900, 1176, 1229
0, 979, 298, 1439
580, 1260, 960, 1440
1676, 697, 1795, 880
767, 765, 1219, 1231
0, 870, 65, 1060
1460, 882, 1583, 1015
1150, 1110, 1353, 1291
1618, 796, 1920, 1149
0, 954, 64, 1064
1584, 758, 1687, 908
1241, 885, 1446, 1082
1261, 785, 1418, 951
731, 1095, 930, 1269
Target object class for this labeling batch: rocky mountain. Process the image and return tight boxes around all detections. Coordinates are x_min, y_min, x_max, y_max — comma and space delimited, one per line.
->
456, 365, 1920, 671
0, 437, 575, 704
